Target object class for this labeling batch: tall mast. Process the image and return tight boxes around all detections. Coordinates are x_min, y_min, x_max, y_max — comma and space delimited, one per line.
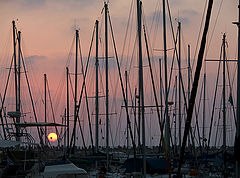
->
236, 0, 240, 176
188, 45, 191, 104
104, 2, 110, 170
95, 20, 99, 154
162, 0, 170, 151
178, 22, 182, 149
44, 74, 47, 145
136, 0, 146, 177
125, 71, 129, 148
187, 45, 191, 149
66, 67, 69, 148
12, 21, 20, 141
175, 76, 177, 153
73, 30, 79, 148
222, 33, 227, 176
17, 31, 21, 142
203, 72, 206, 147
159, 58, 163, 145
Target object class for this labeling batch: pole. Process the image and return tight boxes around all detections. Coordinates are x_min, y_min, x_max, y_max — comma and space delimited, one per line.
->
222, 33, 227, 177
136, 0, 146, 176
236, 0, 240, 176
44, 74, 47, 145
104, 2, 110, 170
125, 71, 129, 148
95, 20, 99, 154
17, 30, 21, 142
66, 67, 70, 149
73, 30, 79, 149
12, 21, 19, 141
175, 76, 177, 153
203, 73, 206, 148
159, 58, 164, 150
163, 0, 170, 152
178, 22, 182, 149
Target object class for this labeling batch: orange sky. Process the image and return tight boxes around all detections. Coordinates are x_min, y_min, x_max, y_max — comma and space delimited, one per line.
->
0, 0, 239, 146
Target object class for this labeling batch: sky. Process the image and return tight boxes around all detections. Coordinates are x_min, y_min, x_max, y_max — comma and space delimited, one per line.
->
0, 0, 239, 147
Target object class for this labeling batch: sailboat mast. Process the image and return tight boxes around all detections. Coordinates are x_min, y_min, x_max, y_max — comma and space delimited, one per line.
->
136, 0, 146, 177
159, 58, 164, 145
236, 0, 240, 176
162, 0, 170, 152
104, 2, 110, 170
17, 31, 21, 142
222, 34, 227, 177
74, 30, 79, 148
95, 20, 99, 154
175, 76, 177, 152
178, 22, 181, 149
66, 67, 69, 148
12, 21, 20, 141
203, 73, 206, 148
44, 73, 47, 145
125, 71, 129, 148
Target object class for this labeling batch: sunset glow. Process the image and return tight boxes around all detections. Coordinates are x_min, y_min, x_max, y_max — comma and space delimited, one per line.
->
48, 132, 57, 142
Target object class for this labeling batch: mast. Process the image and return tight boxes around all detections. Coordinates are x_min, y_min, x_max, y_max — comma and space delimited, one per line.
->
66, 67, 70, 148
222, 33, 227, 177
17, 31, 21, 142
136, 0, 146, 177
203, 72, 206, 148
104, 2, 110, 170
187, 45, 191, 149
236, 0, 240, 176
159, 58, 164, 147
125, 71, 129, 148
175, 76, 177, 153
73, 30, 79, 148
188, 45, 191, 104
12, 21, 20, 141
44, 74, 47, 145
95, 20, 99, 153
66, 67, 69, 148
162, 0, 170, 151
178, 22, 182, 149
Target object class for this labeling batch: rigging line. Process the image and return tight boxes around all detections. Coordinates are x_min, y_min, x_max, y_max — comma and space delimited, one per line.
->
78, 34, 94, 151
214, 96, 223, 147
120, 0, 134, 69
69, 72, 75, 101
193, 78, 204, 149
142, 8, 165, 101
148, 0, 160, 50
46, 78, 59, 145
225, 50, 237, 127
108, 12, 137, 157
205, 0, 224, 58
178, 0, 213, 174
0, 55, 14, 139
20, 48, 44, 145
66, 36, 76, 67
69, 23, 95, 153
127, 34, 137, 74
143, 25, 172, 176
127, 78, 140, 139
166, 0, 197, 154
192, 0, 208, 69
114, 105, 123, 146
207, 43, 222, 151
20, 36, 45, 109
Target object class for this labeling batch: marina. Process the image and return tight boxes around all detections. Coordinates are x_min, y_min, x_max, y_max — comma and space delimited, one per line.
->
0, 0, 239, 177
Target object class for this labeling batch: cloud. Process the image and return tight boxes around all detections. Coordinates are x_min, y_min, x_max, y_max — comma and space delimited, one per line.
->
25, 55, 47, 63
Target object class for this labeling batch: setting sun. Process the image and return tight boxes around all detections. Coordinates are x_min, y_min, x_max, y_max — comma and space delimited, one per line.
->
48, 132, 58, 142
